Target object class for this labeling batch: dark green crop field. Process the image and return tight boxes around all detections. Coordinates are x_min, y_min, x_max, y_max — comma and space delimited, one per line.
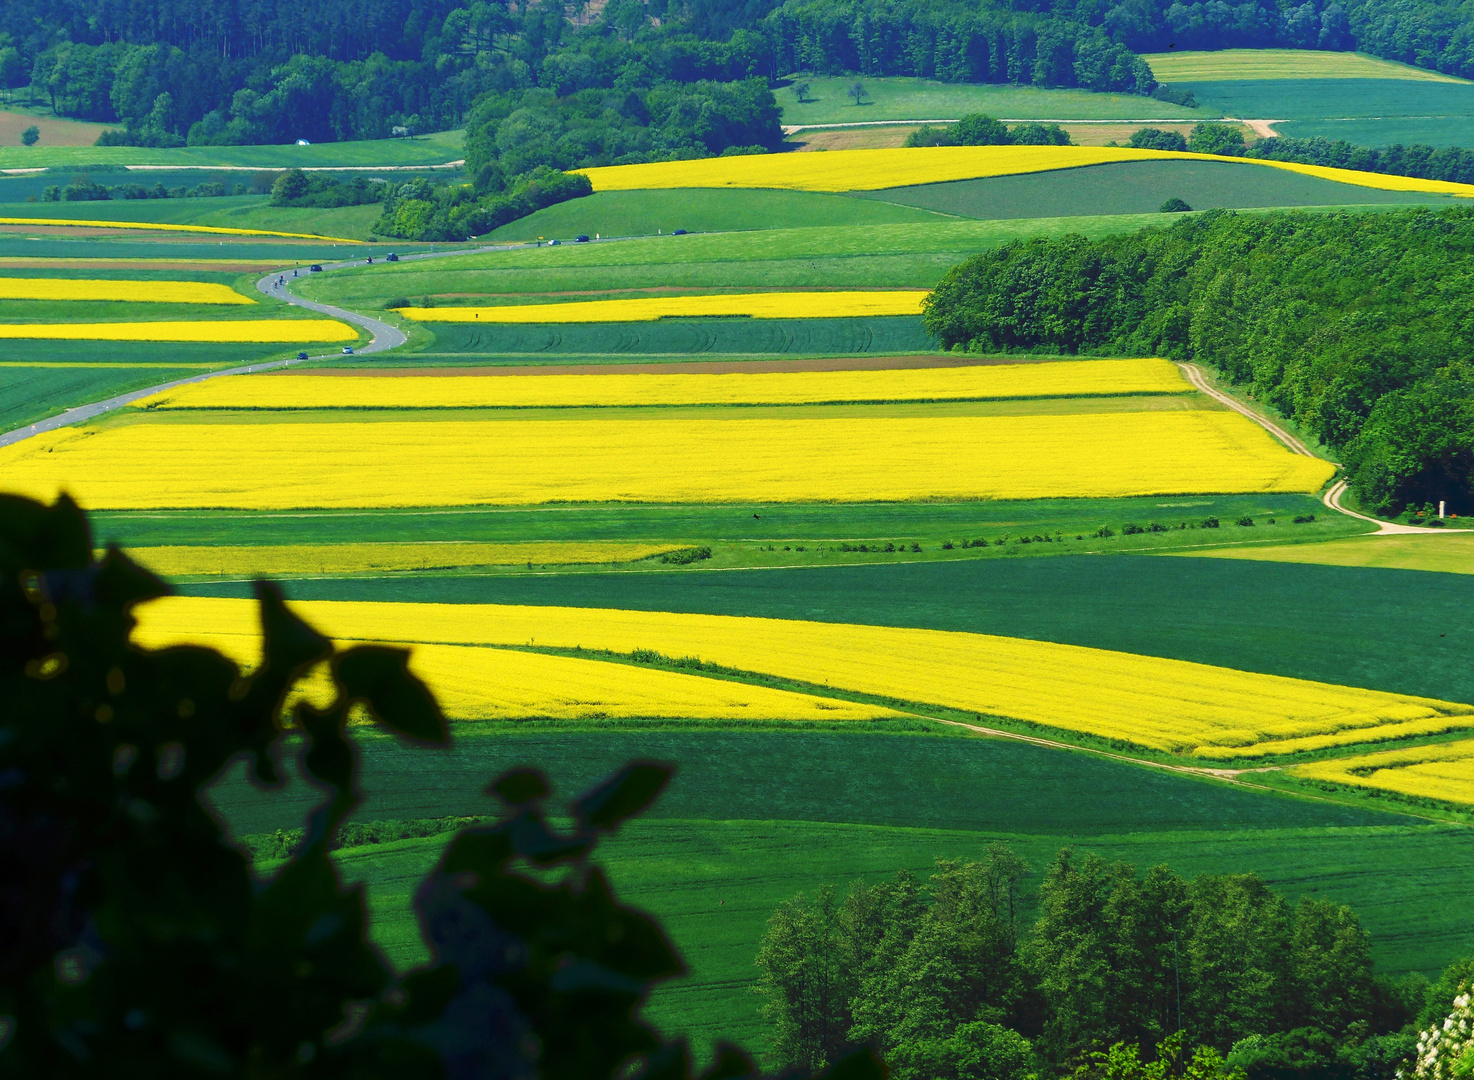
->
488, 188, 946, 240
1277, 116, 1474, 146
418, 315, 934, 355
180, 551, 1474, 703
858, 160, 1457, 219
208, 728, 1472, 1056
1, 365, 199, 431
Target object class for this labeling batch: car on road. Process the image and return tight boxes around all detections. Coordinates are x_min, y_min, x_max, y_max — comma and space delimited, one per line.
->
342, 346, 354, 355
672, 229, 688, 235
547, 239, 560, 246
297, 351, 309, 360
385, 253, 399, 262
309, 264, 323, 272
574, 235, 590, 243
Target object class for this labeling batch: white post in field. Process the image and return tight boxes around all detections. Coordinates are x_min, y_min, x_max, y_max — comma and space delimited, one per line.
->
1440, 501, 1446, 519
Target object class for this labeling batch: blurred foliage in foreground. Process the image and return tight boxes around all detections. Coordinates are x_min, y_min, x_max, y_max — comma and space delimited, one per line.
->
0, 491, 882, 1080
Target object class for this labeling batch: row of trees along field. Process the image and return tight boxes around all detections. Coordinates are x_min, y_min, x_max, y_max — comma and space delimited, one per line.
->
922, 206, 1474, 516
16, 0, 1474, 146
758, 846, 1467, 1080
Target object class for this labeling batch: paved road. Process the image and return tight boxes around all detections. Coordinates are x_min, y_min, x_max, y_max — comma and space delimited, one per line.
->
0, 240, 541, 449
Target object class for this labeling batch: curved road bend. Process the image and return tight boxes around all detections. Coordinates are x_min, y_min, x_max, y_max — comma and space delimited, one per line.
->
1178, 361, 1464, 534
0, 242, 532, 450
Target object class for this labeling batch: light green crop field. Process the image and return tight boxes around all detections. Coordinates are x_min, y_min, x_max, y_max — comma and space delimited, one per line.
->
487, 188, 947, 240
0, 197, 384, 240
205, 727, 1468, 1058
777, 76, 1217, 124
304, 214, 1168, 307
1144, 49, 1468, 83
855, 160, 1460, 219
0, 129, 464, 170
1179, 532, 1474, 572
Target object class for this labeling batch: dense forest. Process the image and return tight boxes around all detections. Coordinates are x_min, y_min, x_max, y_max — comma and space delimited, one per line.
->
922, 206, 1474, 515
8, 0, 1474, 147
758, 847, 1459, 1080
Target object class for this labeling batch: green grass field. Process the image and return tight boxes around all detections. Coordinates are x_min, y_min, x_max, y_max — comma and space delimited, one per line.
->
303, 215, 1169, 308
0, 341, 305, 431
0, 196, 384, 240
0, 235, 404, 262
414, 316, 935, 355
776, 76, 1217, 124
1166, 78, 1474, 124
856, 160, 1460, 219
487, 188, 946, 240
1143, 49, 1467, 83
178, 548, 1474, 704
1179, 532, 1474, 572
1274, 116, 1474, 147
0, 129, 465, 170
204, 727, 1472, 1056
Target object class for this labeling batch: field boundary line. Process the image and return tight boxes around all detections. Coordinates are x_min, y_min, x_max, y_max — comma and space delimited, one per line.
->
783, 118, 1210, 133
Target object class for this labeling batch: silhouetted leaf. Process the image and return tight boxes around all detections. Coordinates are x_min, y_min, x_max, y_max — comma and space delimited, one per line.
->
815, 1049, 889, 1080
255, 580, 330, 676
490, 767, 549, 806
336, 644, 446, 744
574, 762, 673, 830
699, 1042, 757, 1080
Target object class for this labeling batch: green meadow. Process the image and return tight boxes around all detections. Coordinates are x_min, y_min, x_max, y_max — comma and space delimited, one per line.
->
0, 196, 385, 240
776, 76, 1217, 124
205, 726, 1472, 1055
486, 188, 946, 240
0, 128, 465, 169
860, 160, 1459, 218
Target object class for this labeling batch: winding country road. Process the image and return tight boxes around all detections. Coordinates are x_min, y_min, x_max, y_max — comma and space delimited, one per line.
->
0, 241, 529, 450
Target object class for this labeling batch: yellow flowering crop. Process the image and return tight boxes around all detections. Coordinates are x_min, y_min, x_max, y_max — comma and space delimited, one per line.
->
395, 291, 930, 323
0, 411, 1334, 509
123, 541, 687, 577
135, 597, 1473, 757
0, 319, 354, 343
0, 278, 255, 304
128, 616, 898, 723
577, 146, 1474, 197
1293, 740, 1474, 805
138, 358, 1191, 411
0, 216, 361, 242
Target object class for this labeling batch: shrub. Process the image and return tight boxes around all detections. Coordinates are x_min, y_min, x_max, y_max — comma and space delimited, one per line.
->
1122, 522, 1145, 534
1161, 197, 1192, 213
1130, 127, 1188, 152
1201, 516, 1220, 528
1093, 525, 1115, 538
1188, 122, 1248, 157
1237, 515, 1255, 526
1292, 514, 1315, 523
659, 545, 712, 564
21, 124, 39, 146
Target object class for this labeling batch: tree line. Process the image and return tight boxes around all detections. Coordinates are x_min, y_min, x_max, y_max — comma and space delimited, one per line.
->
757, 846, 1461, 1080
922, 206, 1474, 516
12, 0, 1474, 150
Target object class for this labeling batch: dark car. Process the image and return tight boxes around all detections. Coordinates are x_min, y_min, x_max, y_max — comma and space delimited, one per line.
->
385, 252, 399, 262
297, 351, 309, 360
309, 264, 323, 272
672, 229, 688, 235
574, 235, 590, 243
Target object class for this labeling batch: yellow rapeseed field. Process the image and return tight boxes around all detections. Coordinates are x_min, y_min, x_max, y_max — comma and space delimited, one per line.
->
0, 410, 1334, 509
134, 597, 1474, 756
577, 146, 1474, 197
123, 541, 687, 577
128, 615, 899, 723
0, 217, 361, 242
1293, 740, 1474, 805
0, 278, 255, 304
395, 291, 930, 323
138, 358, 1191, 410
0, 319, 355, 343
